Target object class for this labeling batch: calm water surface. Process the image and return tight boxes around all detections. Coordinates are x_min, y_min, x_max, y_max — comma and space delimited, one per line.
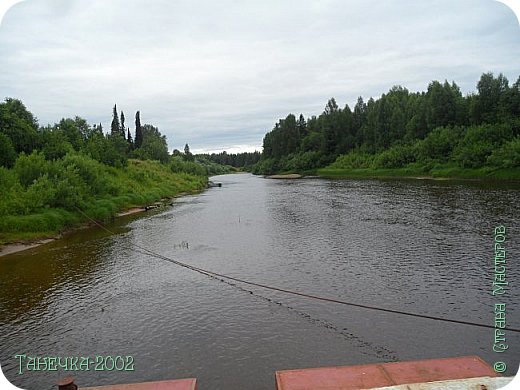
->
1, 174, 519, 389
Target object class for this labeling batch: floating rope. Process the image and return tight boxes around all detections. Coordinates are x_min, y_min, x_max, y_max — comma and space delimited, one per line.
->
75, 206, 520, 333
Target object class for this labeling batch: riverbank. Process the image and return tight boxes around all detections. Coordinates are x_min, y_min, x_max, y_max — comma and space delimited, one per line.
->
0, 190, 204, 257
267, 173, 303, 179
317, 166, 520, 180
258, 166, 520, 181
0, 159, 208, 254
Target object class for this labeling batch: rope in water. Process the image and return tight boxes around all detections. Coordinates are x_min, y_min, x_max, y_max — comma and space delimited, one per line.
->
74, 206, 520, 333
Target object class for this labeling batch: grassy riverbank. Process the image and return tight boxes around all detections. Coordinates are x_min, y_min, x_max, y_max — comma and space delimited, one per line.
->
317, 165, 520, 180
0, 158, 207, 246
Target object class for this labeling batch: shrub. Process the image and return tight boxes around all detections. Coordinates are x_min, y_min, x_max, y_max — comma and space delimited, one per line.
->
373, 144, 416, 168
14, 151, 50, 187
487, 137, 520, 168
329, 151, 375, 169
415, 126, 463, 163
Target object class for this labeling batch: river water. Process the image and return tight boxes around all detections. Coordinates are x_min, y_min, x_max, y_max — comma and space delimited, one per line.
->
1, 173, 519, 389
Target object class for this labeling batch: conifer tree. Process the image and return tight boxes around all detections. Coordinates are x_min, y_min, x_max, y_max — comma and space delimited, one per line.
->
111, 104, 120, 136
120, 111, 126, 137
127, 128, 133, 148
135, 111, 143, 148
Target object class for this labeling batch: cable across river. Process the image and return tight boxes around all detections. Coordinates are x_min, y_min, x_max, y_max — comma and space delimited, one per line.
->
75, 206, 520, 334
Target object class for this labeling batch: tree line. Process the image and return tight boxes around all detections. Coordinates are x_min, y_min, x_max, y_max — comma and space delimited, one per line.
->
0, 100, 172, 168
253, 72, 520, 174
0, 99, 235, 241
0, 100, 231, 175
197, 151, 261, 169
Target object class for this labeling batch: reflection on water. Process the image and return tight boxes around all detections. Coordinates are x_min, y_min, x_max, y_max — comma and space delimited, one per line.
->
0, 174, 519, 390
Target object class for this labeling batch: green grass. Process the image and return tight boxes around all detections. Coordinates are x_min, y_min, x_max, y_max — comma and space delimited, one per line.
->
317, 165, 520, 180
0, 159, 207, 245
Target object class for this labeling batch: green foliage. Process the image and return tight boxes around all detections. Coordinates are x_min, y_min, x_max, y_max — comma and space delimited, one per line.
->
0, 133, 17, 168
134, 111, 143, 148
41, 128, 74, 160
58, 117, 87, 150
329, 151, 375, 169
87, 134, 128, 168
414, 126, 463, 162
198, 151, 261, 169
14, 151, 50, 187
453, 124, 512, 168
252, 158, 280, 175
454, 140, 495, 168
132, 124, 168, 163
22, 174, 56, 213
170, 156, 206, 176
0, 99, 212, 243
373, 144, 416, 169
0, 98, 39, 154
0, 157, 207, 240
300, 132, 323, 152
193, 155, 233, 175
487, 137, 520, 168
254, 72, 520, 177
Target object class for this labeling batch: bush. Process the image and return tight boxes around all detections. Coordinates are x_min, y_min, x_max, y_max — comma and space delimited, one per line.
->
453, 124, 511, 168
329, 150, 375, 169
170, 157, 207, 176
14, 151, 50, 187
487, 137, 520, 168
415, 126, 463, 163
373, 144, 416, 168
285, 151, 325, 171
252, 158, 279, 175
454, 141, 494, 168
61, 153, 109, 195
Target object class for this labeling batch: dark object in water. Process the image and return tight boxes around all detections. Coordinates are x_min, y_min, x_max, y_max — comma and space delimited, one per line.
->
208, 181, 222, 188
57, 377, 77, 390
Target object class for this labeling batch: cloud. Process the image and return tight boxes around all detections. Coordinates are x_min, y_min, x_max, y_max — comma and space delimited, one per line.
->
1, 0, 519, 152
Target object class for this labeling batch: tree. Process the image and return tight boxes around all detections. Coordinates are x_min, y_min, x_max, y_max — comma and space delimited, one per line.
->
0, 98, 40, 154
120, 111, 126, 137
111, 104, 120, 136
0, 133, 16, 168
296, 114, 307, 139
41, 127, 74, 160
184, 143, 194, 161
472, 72, 509, 124
127, 128, 133, 147
135, 111, 143, 148
57, 117, 86, 150
132, 124, 169, 163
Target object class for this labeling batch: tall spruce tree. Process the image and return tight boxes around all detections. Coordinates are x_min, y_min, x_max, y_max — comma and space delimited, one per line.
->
135, 111, 143, 148
111, 104, 120, 136
120, 111, 126, 137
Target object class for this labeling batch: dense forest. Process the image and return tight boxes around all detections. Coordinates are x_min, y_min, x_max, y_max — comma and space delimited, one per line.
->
0, 100, 229, 243
198, 151, 261, 169
253, 72, 520, 177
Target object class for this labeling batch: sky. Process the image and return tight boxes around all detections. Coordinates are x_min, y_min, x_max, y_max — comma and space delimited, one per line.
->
0, 0, 519, 154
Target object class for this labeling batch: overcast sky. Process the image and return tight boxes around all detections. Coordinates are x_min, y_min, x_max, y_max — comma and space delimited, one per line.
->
0, 0, 519, 153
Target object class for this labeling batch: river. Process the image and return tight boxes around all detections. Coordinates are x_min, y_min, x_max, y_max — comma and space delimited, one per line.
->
0, 173, 519, 389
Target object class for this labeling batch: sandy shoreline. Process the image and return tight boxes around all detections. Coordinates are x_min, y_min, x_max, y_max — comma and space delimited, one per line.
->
0, 205, 153, 258
267, 173, 303, 179
0, 238, 58, 257
116, 207, 146, 217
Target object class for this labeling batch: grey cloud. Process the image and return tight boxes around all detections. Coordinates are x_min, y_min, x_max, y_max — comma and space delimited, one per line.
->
0, 0, 519, 152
